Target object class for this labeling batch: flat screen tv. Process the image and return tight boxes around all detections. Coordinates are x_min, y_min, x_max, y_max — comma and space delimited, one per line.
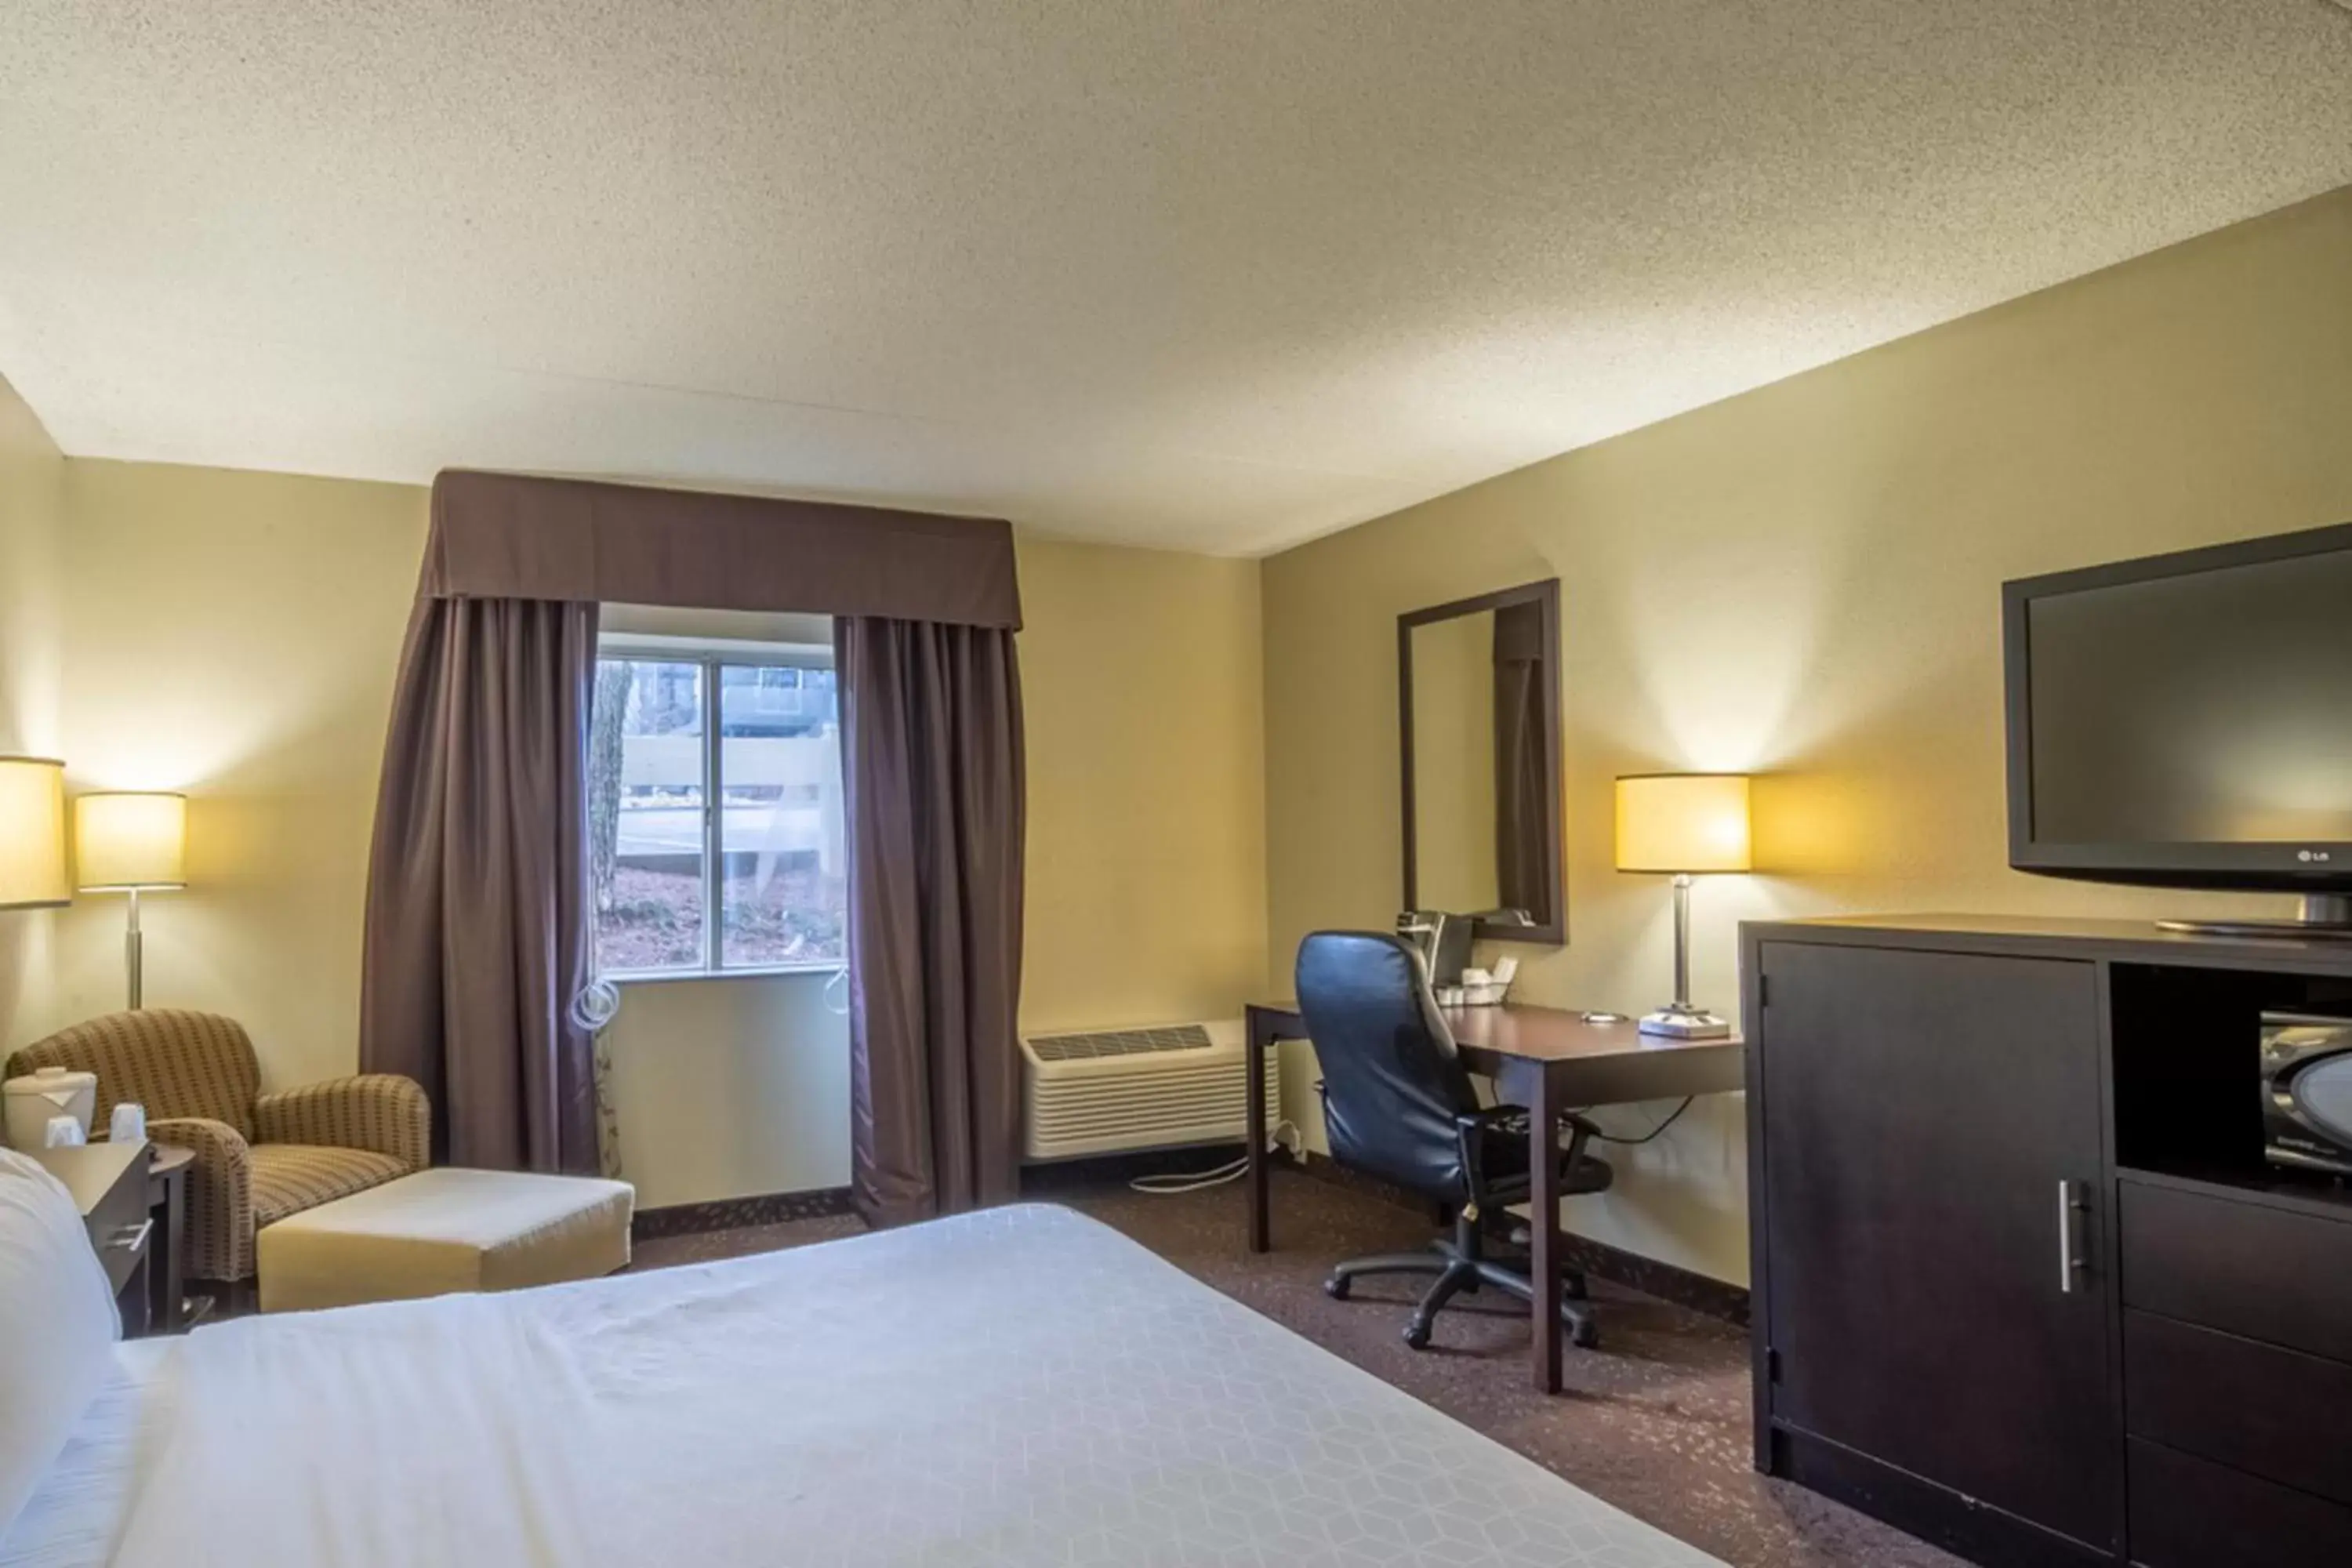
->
2005, 521, 2352, 932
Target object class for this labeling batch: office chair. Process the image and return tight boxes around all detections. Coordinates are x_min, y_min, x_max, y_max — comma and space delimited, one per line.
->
1297, 929, 1613, 1351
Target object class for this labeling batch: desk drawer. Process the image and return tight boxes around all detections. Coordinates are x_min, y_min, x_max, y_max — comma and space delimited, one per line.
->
2118, 1179, 2352, 1363
2128, 1438, 2352, 1568
2125, 1310, 2352, 1507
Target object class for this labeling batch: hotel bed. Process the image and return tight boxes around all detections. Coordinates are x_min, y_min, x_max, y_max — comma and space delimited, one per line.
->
2, 1158, 1720, 1568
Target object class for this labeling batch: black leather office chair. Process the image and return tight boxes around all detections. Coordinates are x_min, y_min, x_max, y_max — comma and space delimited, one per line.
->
1298, 929, 1613, 1350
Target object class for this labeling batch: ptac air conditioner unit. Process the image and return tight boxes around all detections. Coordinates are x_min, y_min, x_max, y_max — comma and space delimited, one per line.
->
1020, 1019, 1279, 1162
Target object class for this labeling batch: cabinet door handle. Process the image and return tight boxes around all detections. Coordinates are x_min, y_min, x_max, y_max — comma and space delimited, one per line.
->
2056, 1181, 2086, 1294
104, 1218, 153, 1255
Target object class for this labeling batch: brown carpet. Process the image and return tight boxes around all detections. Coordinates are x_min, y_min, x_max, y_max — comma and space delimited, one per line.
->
633, 1168, 1962, 1568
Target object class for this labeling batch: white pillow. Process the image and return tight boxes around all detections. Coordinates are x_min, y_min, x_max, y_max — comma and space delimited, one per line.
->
0, 1147, 119, 1537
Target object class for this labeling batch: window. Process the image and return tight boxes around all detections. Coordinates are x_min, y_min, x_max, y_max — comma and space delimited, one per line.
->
588, 638, 845, 977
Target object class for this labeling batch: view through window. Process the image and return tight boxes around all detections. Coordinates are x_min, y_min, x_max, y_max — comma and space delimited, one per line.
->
588, 644, 845, 975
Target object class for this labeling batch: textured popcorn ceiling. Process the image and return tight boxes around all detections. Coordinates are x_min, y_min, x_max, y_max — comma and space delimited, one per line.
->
3, 2, 2350, 555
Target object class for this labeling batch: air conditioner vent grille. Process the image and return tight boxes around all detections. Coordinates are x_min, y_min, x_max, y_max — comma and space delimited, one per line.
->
1020, 1018, 1275, 1162
1026, 1024, 1214, 1062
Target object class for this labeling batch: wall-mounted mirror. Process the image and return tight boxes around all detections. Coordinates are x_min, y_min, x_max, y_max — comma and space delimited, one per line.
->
1399, 579, 1563, 944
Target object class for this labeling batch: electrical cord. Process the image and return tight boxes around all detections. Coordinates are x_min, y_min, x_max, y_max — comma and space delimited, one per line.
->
1581, 1096, 1695, 1145
1130, 1120, 1302, 1193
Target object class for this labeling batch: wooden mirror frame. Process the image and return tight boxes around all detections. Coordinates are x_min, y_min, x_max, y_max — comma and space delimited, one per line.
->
1398, 577, 1564, 946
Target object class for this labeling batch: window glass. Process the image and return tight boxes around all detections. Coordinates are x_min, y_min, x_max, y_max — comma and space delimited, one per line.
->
588, 658, 705, 971
587, 646, 846, 977
719, 664, 845, 967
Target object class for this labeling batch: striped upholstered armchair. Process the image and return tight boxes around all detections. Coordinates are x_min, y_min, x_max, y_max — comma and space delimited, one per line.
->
5, 1010, 428, 1294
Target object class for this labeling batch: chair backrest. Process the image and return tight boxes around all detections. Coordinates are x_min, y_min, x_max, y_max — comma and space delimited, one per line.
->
1295, 931, 1479, 1202
5, 1010, 260, 1139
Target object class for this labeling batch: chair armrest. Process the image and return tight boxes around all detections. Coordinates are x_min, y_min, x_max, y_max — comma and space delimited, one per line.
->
149, 1116, 254, 1283
1454, 1106, 1608, 1207
1454, 1106, 1525, 1204
253, 1075, 430, 1171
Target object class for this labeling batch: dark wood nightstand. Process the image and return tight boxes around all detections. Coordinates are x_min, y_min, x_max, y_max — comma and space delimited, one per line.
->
29, 1140, 154, 1337
147, 1143, 201, 1332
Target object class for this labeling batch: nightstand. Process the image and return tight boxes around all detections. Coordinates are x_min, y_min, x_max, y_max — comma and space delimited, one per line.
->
28, 1140, 154, 1337
147, 1142, 201, 1332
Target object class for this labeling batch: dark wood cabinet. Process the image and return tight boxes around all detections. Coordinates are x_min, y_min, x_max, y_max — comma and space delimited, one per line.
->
1744, 916, 2352, 1568
2125, 1438, 2352, 1568
1754, 942, 2115, 1556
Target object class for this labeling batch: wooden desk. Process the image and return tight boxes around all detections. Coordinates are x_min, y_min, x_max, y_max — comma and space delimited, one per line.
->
1244, 999, 1744, 1393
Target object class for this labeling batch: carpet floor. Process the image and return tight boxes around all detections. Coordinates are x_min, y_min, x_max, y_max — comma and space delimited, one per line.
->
633, 1168, 1962, 1568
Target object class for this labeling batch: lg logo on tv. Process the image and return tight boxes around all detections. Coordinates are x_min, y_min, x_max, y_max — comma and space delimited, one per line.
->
2300, 850, 2332, 863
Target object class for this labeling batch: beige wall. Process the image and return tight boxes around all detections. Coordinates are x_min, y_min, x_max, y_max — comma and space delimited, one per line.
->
0, 458, 1269, 1207
1016, 535, 1267, 1033
21, 462, 424, 1092
0, 375, 64, 757
0, 375, 68, 1034
600, 971, 851, 1207
1262, 187, 2352, 1285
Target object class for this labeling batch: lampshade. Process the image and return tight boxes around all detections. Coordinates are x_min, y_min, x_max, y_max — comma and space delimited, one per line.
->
1616, 773, 1752, 874
0, 757, 71, 909
75, 792, 187, 891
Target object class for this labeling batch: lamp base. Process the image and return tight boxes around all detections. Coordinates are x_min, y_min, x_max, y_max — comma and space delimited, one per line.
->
1639, 1004, 1731, 1040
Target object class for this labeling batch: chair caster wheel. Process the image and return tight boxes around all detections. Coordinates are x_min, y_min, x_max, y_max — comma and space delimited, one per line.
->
1324, 1275, 1350, 1301
1571, 1319, 1602, 1350
1403, 1321, 1432, 1350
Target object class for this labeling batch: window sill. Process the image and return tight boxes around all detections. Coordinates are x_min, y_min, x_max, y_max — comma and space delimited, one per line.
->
608, 963, 844, 987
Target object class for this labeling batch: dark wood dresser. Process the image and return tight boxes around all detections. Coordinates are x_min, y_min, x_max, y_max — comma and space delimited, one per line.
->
29, 1138, 154, 1337
1742, 916, 2352, 1568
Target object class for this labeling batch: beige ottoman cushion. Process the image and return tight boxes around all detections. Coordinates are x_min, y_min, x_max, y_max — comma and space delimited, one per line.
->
258, 1167, 634, 1313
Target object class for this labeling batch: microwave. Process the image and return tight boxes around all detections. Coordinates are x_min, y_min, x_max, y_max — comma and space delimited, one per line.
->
2263, 1012, 2352, 1178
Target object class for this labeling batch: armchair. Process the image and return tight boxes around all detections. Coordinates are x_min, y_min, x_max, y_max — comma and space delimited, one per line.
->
5, 1010, 428, 1294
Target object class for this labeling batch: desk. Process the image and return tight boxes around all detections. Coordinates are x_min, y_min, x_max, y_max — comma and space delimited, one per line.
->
1244, 999, 1744, 1392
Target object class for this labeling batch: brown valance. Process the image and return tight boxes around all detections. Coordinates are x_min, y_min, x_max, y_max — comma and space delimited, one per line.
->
420, 470, 1023, 630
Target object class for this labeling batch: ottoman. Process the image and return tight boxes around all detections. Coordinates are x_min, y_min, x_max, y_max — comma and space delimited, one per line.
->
257, 1167, 635, 1313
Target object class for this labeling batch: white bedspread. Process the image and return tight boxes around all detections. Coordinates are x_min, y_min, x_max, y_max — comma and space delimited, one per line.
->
72, 1205, 1722, 1566
0, 1343, 174, 1568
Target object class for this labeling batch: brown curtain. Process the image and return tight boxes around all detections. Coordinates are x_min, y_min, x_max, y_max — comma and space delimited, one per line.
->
359, 470, 1024, 1193
360, 596, 601, 1174
1493, 600, 1548, 919
835, 617, 1026, 1227
423, 470, 1021, 627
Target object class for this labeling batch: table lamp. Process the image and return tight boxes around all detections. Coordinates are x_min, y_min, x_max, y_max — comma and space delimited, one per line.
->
1616, 772, 1751, 1040
0, 757, 71, 911
76, 791, 187, 1009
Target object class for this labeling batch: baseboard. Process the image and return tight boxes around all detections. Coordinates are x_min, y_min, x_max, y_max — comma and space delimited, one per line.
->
1293, 1152, 1751, 1326
631, 1185, 855, 1240
1546, 1229, 1751, 1326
